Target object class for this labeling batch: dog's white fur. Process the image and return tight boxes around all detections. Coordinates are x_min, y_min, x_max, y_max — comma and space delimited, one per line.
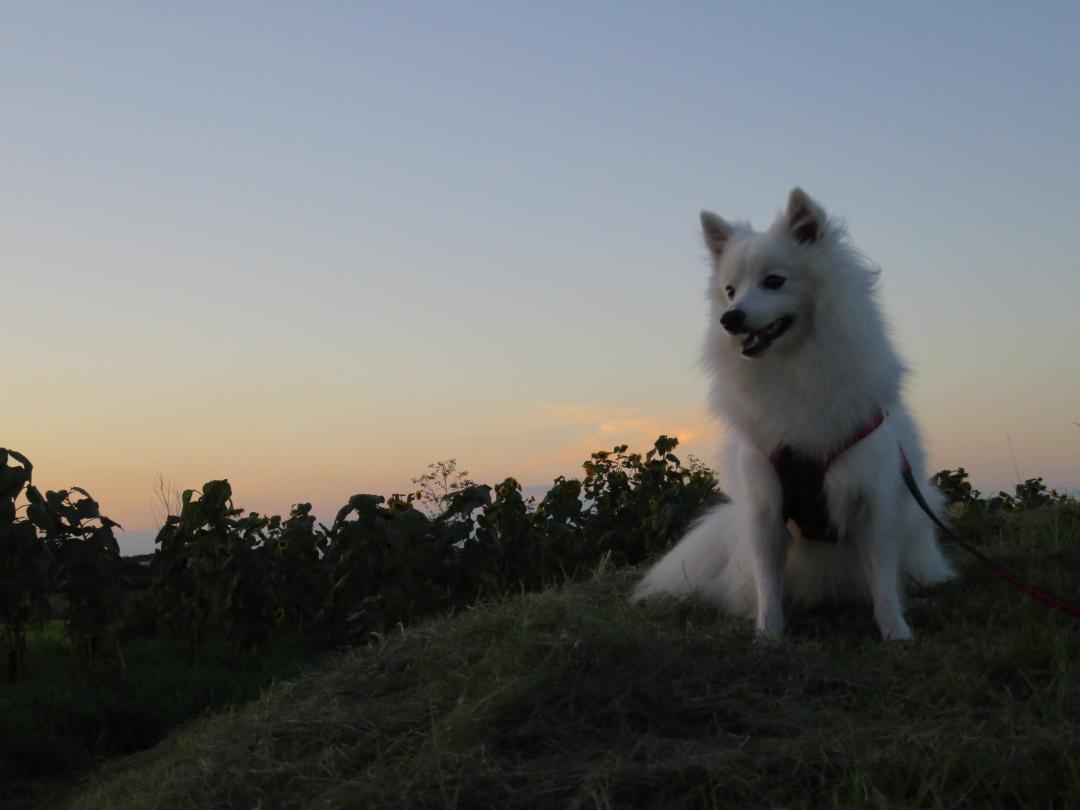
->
633, 188, 954, 640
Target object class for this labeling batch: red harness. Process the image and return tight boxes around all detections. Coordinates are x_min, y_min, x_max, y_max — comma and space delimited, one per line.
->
769, 410, 885, 542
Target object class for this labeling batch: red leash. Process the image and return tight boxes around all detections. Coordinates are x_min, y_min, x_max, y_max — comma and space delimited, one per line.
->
899, 444, 1080, 620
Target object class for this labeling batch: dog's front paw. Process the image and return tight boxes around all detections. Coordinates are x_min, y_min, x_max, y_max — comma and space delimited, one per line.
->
755, 609, 785, 639
754, 628, 787, 647
878, 619, 913, 642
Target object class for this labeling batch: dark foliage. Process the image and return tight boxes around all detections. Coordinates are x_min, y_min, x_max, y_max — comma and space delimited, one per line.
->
2, 438, 723, 668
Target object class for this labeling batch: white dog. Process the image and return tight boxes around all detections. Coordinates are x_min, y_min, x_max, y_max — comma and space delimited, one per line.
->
633, 188, 954, 640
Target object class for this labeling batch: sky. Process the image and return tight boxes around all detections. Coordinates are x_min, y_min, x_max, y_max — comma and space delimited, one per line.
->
3, 2, 1079, 553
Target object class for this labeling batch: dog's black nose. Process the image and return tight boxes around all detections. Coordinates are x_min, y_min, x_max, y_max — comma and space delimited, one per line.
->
720, 308, 746, 333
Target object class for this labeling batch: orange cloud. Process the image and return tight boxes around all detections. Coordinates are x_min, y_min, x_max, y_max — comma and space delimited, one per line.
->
505, 401, 724, 484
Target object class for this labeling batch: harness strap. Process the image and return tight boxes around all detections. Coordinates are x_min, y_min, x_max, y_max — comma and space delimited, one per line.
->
769, 410, 887, 479
824, 410, 886, 468
899, 444, 1080, 621
769, 410, 887, 543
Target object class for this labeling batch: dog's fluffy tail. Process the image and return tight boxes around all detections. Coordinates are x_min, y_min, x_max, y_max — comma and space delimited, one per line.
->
631, 505, 757, 617
631, 506, 736, 599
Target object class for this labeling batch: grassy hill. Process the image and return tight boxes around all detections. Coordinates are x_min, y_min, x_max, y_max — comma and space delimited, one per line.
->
62, 509, 1080, 810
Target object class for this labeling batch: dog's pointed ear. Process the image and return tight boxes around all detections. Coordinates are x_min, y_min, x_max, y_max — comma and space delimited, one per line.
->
700, 211, 732, 258
784, 187, 827, 245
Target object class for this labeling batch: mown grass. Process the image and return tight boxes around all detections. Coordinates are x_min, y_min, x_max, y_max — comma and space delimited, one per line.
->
62, 506, 1080, 810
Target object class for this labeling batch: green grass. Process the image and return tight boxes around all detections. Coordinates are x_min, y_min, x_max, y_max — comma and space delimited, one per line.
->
61, 507, 1080, 810
0, 632, 315, 809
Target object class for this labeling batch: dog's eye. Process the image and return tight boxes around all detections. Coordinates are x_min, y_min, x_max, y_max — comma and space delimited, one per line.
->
725, 285, 735, 299
762, 275, 786, 290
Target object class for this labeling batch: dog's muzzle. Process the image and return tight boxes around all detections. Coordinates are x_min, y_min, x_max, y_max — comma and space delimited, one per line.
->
740, 316, 795, 357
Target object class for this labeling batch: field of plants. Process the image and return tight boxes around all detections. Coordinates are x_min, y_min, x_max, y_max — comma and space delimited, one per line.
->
1, 442, 1076, 808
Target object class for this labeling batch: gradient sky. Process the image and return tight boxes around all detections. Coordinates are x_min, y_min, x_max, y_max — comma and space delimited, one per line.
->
4, 2, 1079, 552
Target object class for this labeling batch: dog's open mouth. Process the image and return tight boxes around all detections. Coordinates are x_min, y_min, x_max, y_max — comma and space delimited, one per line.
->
741, 316, 794, 358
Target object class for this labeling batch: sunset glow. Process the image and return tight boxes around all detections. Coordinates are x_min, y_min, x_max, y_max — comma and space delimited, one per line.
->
4, 3, 1078, 553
